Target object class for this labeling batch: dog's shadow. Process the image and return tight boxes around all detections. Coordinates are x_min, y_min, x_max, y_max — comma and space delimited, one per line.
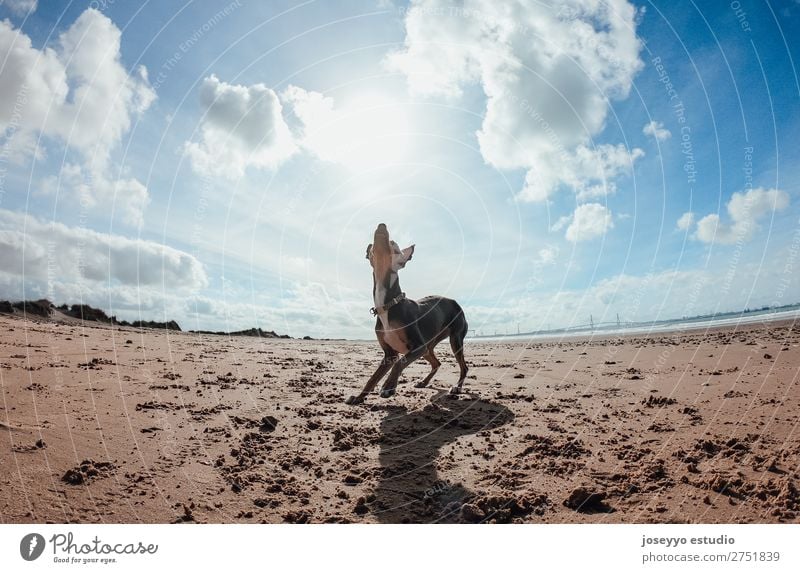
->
371, 391, 513, 523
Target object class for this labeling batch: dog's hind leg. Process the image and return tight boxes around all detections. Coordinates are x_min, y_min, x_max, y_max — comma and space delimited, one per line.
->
448, 323, 469, 395
415, 348, 441, 388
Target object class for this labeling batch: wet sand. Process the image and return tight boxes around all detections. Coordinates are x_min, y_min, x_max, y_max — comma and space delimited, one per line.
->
1, 313, 799, 523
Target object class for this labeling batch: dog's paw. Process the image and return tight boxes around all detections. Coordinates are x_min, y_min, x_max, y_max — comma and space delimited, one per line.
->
379, 388, 396, 399
448, 385, 462, 395
345, 395, 363, 405
414, 381, 429, 389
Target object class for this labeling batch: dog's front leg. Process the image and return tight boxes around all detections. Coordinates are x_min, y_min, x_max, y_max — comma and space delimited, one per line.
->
379, 346, 426, 399
345, 353, 396, 405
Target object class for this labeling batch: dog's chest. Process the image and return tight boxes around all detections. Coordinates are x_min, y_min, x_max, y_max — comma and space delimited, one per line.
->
379, 314, 410, 355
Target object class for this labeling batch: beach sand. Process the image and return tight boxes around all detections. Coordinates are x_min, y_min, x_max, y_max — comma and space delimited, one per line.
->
1, 313, 799, 523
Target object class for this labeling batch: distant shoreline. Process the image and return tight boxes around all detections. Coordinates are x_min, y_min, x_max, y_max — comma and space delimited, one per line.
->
469, 304, 800, 341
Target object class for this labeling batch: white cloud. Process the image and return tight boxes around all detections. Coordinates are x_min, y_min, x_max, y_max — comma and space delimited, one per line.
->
0, 209, 208, 292
693, 188, 790, 244
0, 9, 155, 225
51, 11, 156, 155
550, 214, 571, 232
564, 202, 614, 243
513, 141, 644, 205
281, 84, 337, 160
676, 211, 695, 231
557, 144, 644, 201
185, 78, 416, 177
2, 0, 37, 16
183, 75, 297, 178
39, 162, 150, 227
388, 0, 644, 202
536, 245, 558, 265
643, 120, 671, 141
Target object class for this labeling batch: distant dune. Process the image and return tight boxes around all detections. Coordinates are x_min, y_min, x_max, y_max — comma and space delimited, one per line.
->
0, 299, 295, 338
188, 327, 293, 339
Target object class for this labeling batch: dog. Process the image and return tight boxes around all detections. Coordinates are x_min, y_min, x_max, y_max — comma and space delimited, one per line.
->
345, 223, 469, 404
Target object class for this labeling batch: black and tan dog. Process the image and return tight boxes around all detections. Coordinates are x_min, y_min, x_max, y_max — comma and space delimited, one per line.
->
346, 223, 469, 404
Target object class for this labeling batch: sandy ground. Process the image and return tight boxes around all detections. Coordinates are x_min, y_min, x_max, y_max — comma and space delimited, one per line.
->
1, 313, 799, 524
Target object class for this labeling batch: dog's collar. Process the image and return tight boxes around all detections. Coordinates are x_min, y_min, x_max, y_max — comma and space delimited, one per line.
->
370, 292, 406, 316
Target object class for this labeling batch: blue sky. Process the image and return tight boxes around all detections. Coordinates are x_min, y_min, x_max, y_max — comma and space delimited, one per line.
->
0, 0, 798, 338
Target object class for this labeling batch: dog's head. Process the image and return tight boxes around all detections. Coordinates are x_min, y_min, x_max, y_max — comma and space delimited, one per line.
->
366, 223, 414, 289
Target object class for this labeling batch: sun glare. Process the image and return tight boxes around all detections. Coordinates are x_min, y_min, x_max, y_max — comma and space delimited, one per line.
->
334, 94, 413, 172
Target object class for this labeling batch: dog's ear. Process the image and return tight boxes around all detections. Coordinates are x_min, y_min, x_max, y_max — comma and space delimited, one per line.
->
365, 243, 373, 263
392, 244, 414, 270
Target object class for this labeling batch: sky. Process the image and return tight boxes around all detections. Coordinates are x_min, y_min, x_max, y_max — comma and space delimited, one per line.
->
0, 0, 798, 339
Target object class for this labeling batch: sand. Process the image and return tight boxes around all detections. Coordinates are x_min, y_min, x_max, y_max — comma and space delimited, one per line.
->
1, 313, 799, 523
